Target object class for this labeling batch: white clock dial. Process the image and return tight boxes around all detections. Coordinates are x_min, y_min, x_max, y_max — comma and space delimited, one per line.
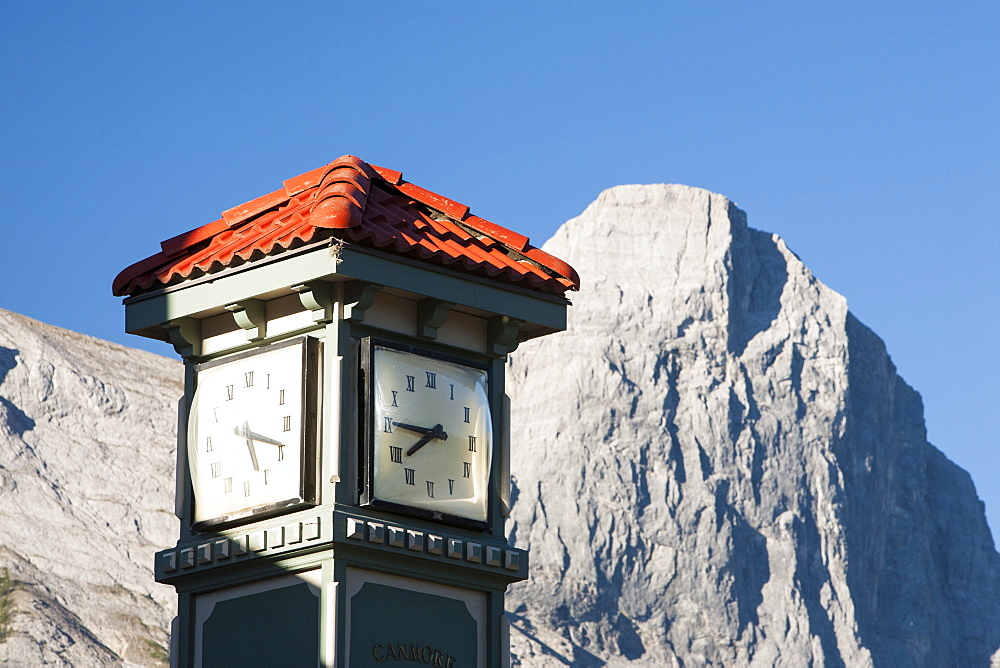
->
188, 342, 308, 526
371, 346, 492, 523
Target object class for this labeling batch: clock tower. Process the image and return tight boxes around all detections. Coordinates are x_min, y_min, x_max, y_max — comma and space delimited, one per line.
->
113, 155, 578, 667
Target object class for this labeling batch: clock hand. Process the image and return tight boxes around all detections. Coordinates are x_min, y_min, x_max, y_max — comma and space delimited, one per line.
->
236, 420, 260, 472
239, 428, 285, 448
393, 422, 434, 435
405, 424, 448, 456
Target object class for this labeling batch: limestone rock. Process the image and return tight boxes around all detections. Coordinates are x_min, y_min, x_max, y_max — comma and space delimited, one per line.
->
0, 309, 181, 666
506, 185, 1000, 666
1, 183, 997, 667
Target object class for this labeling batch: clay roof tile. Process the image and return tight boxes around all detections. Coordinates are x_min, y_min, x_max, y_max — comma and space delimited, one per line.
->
113, 155, 579, 298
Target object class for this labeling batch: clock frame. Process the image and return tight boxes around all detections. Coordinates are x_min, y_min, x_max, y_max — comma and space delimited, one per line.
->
188, 336, 321, 531
359, 337, 494, 531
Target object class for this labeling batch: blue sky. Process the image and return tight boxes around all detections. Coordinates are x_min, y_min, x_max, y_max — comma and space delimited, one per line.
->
2, 2, 997, 540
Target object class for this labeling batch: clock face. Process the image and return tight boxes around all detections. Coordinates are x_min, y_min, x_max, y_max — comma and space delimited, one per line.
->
188, 340, 312, 528
369, 346, 492, 524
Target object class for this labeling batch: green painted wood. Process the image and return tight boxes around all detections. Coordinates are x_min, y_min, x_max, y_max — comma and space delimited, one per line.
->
123, 244, 567, 337
488, 357, 506, 537
167, 547, 334, 596
332, 558, 349, 668
318, 560, 337, 668
349, 583, 477, 667
332, 547, 521, 594
177, 592, 195, 668
141, 233, 563, 666
332, 320, 359, 508
201, 582, 319, 667
337, 249, 567, 332
486, 591, 505, 668
179, 364, 196, 541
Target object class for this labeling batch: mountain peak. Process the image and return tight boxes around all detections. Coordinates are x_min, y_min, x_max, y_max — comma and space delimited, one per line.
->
506, 185, 1000, 666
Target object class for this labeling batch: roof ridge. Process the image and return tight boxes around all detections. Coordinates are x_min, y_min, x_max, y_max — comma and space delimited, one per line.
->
113, 155, 580, 297
309, 155, 376, 229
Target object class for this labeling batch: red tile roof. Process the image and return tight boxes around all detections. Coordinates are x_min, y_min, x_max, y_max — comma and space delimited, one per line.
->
113, 155, 580, 298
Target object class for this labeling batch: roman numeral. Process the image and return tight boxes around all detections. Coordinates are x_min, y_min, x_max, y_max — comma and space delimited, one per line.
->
425, 372, 436, 389
389, 446, 402, 463
463, 407, 471, 423
266, 374, 270, 389
205, 436, 212, 453
264, 470, 269, 485
426, 480, 435, 498
283, 416, 291, 432
448, 479, 455, 495
404, 468, 415, 485
383, 417, 394, 433
213, 407, 219, 423
468, 435, 476, 452
279, 389, 285, 405
210, 462, 221, 478
449, 384, 455, 400
226, 385, 234, 401
244, 371, 253, 387
406, 375, 416, 392
463, 462, 471, 478
277, 445, 285, 461
391, 390, 399, 407
224, 477, 232, 493
244, 481, 251, 497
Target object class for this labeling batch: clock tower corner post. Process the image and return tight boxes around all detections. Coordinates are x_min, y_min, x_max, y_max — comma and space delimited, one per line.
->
114, 155, 579, 666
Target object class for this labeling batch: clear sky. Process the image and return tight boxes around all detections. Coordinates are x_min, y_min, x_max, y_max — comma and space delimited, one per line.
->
2, 3, 997, 541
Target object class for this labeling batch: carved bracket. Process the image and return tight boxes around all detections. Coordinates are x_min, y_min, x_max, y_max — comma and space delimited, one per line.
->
343, 281, 382, 323
292, 281, 334, 324
167, 317, 201, 359
226, 299, 266, 342
487, 315, 525, 356
417, 299, 454, 340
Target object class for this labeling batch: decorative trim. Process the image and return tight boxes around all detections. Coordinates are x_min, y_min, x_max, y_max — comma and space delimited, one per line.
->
155, 508, 528, 583
485, 547, 501, 567
346, 517, 364, 540
156, 515, 325, 581
407, 530, 425, 552
225, 299, 266, 341
447, 539, 462, 559
213, 539, 230, 560
416, 299, 454, 340
487, 315, 524, 356
343, 281, 382, 322
292, 281, 334, 324
339, 511, 525, 576
167, 318, 201, 358
368, 522, 385, 544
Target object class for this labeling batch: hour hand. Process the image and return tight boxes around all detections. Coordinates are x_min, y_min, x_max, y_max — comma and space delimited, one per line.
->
405, 423, 448, 456
236, 420, 260, 472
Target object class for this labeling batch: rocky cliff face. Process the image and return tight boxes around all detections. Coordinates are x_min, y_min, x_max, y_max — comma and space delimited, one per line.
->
0, 309, 181, 666
505, 185, 1000, 666
2, 185, 997, 667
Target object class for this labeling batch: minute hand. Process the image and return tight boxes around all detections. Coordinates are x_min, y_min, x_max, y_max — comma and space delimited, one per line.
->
233, 426, 285, 447
249, 430, 284, 447
393, 422, 434, 435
